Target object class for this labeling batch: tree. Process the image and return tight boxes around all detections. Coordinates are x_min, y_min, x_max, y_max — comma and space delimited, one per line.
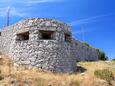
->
96, 49, 108, 60
112, 59, 115, 61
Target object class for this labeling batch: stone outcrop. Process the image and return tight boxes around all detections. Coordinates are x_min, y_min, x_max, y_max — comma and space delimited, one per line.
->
0, 18, 99, 73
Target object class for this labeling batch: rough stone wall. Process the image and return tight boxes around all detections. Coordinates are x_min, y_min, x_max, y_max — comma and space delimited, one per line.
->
10, 40, 76, 73
72, 39, 99, 61
0, 18, 71, 54
0, 18, 99, 73
0, 18, 76, 73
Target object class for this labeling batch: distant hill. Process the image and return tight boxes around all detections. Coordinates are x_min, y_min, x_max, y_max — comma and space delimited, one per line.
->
0, 55, 115, 86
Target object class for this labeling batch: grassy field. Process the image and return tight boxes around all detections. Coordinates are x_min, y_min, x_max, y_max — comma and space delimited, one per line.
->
0, 55, 115, 86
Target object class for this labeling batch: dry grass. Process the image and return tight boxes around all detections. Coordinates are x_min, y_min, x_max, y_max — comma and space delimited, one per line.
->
0, 55, 114, 86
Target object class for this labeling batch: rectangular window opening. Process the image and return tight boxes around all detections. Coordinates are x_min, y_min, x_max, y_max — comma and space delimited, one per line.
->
39, 30, 54, 40
16, 31, 29, 41
65, 33, 71, 43
0, 32, 1, 36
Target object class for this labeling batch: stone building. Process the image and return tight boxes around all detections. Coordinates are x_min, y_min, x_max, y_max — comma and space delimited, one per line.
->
0, 18, 99, 73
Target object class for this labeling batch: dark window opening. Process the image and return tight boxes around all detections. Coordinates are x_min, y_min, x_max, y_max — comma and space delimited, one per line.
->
16, 31, 29, 41
65, 34, 71, 42
0, 32, 1, 36
39, 30, 54, 40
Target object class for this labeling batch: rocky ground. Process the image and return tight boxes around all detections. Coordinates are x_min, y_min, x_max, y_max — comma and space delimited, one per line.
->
0, 55, 115, 86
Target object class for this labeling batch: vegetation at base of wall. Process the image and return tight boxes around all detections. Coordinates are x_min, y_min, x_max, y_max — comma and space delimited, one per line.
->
112, 59, 115, 61
96, 49, 108, 60
94, 69, 114, 85
99, 51, 107, 60
76, 60, 80, 62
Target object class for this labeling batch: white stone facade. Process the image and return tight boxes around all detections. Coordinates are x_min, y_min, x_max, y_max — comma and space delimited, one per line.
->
0, 18, 99, 73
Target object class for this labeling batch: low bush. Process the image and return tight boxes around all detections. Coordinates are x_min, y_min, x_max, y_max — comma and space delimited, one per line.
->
94, 69, 114, 84
112, 59, 115, 61
83, 42, 94, 49
96, 49, 108, 60
0, 75, 4, 80
83, 42, 90, 47
70, 80, 80, 86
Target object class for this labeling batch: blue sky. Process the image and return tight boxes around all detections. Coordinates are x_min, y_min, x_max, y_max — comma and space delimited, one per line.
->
0, 0, 115, 60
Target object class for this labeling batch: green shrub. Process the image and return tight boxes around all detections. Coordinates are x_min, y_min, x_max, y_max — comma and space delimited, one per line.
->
76, 60, 80, 62
96, 48, 99, 52
83, 42, 90, 47
112, 59, 115, 61
83, 42, 94, 49
94, 69, 114, 84
70, 80, 80, 86
99, 51, 107, 60
96, 49, 108, 60
0, 75, 4, 80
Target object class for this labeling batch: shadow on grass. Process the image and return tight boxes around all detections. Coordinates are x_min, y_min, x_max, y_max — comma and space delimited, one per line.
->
75, 66, 87, 74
